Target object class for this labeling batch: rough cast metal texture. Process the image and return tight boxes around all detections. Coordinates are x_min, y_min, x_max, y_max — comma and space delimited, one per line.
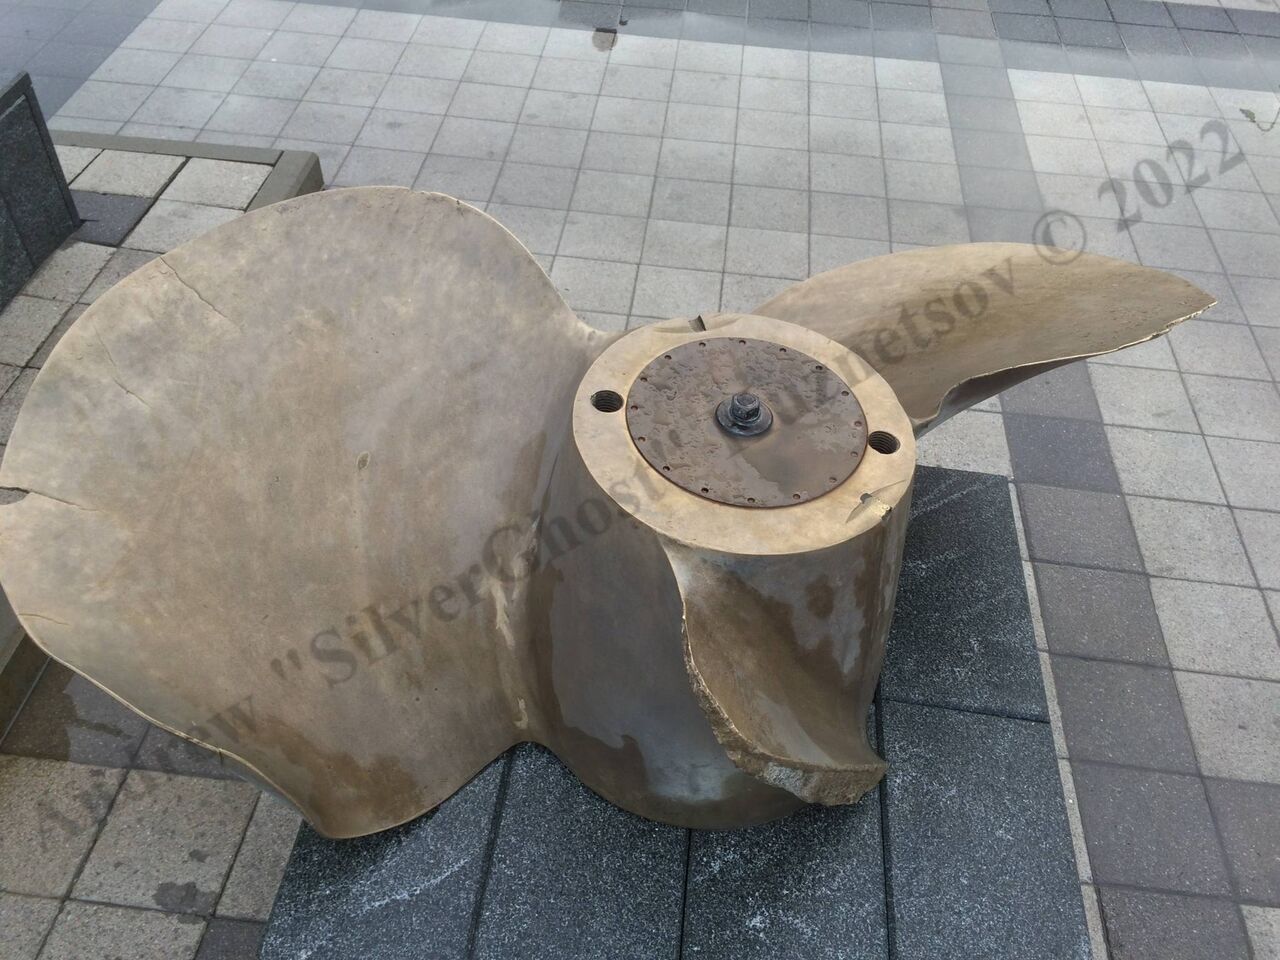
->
0, 187, 1215, 838
625, 337, 868, 508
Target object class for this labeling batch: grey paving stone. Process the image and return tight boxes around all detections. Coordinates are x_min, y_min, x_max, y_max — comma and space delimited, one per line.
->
1106, 426, 1225, 504
72, 150, 184, 197
1088, 364, 1199, 433
74, 770, 259, 914
124, 199, 241, 254
1005, 414, 1121, 493
1238, 509, 1280, 590
682, 793, 886, 959
1018, 483, 1144, 571
21, 241, 113, 302
1176, 672, 1280, 784
483, 203, 565, 255
882, 701, 1088, 960
54, 145, 101, 182
261, 758, 502, 960
81, 247, 156, 305
1, 662, 150, 766
415, 154, 501, 202
1244, 905, 1280, 959
882, 466, 1046, 719
559, 210, 646, 263
0, 368, 37, 443
0, 892, 61, 959
1127, 497, 1254, 586
1051, 656, 1198, 771
1204, 779, 1280, 904
71, 191, 153, 247
1150, 579, 1280, 680
474, 745, 685, 959
549, 255, 636, 314
1098, 887, 1251, 960
0, 296, 72, 367
0, 755, 125, 897
1034, 563, 1167, 663
1184, 374, 1280, 443
196, 919, 265, 960
160, 158, 271, 210
216, 796, 300, 921
632, 264, 722, 317
913, 409, 1011, 474
1072, 761, 1231, 894
40, 901, 204, 960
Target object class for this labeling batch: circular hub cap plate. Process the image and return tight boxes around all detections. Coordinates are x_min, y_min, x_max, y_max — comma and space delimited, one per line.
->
625, 337, 868, 508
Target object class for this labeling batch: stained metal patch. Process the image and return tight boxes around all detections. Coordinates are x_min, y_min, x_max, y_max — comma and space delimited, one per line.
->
625, 337, 868, 508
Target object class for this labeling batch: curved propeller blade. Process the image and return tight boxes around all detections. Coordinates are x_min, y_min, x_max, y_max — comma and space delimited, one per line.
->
752, 243, 1215, 434
0, 187, 610, 837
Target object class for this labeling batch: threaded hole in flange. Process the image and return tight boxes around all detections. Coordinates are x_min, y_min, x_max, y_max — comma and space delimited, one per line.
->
591, 390, 624, 412
868, 430, 900, 454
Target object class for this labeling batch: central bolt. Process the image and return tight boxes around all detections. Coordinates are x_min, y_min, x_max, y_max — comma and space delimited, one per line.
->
729, 392, 760, 424
716, 391, 773, 437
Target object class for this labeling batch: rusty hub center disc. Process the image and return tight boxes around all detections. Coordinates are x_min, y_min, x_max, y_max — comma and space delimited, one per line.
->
625, 336, 869, 508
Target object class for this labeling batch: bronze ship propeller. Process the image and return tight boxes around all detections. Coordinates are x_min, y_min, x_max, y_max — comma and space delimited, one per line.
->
0, 187, 1212, 838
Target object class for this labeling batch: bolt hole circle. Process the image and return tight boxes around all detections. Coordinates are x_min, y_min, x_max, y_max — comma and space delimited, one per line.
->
591, 389, 624, 412
868, 430, 901, 454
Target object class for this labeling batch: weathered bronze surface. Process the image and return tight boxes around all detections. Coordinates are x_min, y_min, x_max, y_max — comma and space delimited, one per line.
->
624, 337, 869, 508
754, 243, 1216, 435
0, 188, 1213, 837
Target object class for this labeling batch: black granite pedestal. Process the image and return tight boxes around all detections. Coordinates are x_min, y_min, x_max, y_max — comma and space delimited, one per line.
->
260, 466, 1090, 960
0, 72, 78, 310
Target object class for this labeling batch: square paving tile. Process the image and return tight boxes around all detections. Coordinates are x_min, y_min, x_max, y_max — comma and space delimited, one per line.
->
1106, 426, 1225, 503
0, 892, 61, 960
1175, 672, 1280, 783
39, 901, 204, 960
1072, 760, 1231, 894
0, 297, 73, 367
682, 796, 886, 959
1207, 437, 1280, 511
1034, 563, 1168, 663
21, 241, 114, 302
196, 918, 266, 959
914, 409, 1012, 474
1184, 375, 1280, 443
1005, 414, 1121, 492
882, 702, 1088, 959
1237, 509, 1280, 589
1051, 656, 1198, 771
0, 756, 125, 897
1089, 364, 1198, 432
1205, 778, 1280, 904
71, 191, 154, 246
883, 467, 1046, 720
1244, 906, 1280, 960
1098, 887, 1251, 960
473, 746, 685, 959
1127, 496, 1255, 585
1018, 483, 1144, 571
71, 150, 185, 199
1150, 579, 1280, 680
261, 759, 501, 960
1000, 361, 1101, 420
73, 770, 258, 914
124, 200, 241, 253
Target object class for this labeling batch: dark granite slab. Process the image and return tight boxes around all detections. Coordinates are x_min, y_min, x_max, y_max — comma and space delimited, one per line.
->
0, 201, 34, 307
472, 744, 686, 960
0, 75, 77, 311
881, 700, 1090, 960
259, 758, 504, 960
261, 467, 1085, 959
71, 190, 152, 247
682, 790, 887, 960
881, 466, 1047, 721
